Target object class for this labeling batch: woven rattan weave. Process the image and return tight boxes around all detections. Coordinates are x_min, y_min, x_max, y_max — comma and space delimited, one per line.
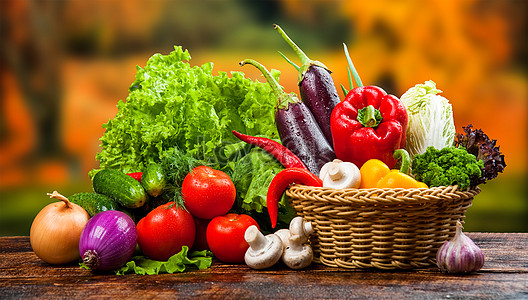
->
285, 185, 480, 269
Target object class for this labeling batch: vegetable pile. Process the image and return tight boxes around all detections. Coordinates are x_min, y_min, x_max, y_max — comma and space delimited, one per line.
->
30, 24, 506, 275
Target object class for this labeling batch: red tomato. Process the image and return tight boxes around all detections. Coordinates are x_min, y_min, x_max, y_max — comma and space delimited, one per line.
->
181, 166, 236, 219
206, 213, 259, 263
127, 172, 143, 182
137, 202, 195, 261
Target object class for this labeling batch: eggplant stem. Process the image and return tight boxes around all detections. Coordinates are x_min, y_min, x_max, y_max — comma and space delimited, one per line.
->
240, 59, 297, 110
278, 51, 300, 71
274, 24, 311, 67
343, 43, 363, 87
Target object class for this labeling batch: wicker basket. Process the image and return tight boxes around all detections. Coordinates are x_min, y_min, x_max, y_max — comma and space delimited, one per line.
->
285, 185, 480, 269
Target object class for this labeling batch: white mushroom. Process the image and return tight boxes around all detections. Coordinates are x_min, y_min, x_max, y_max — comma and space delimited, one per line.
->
281, 217, 314, 269
319, 159, 361, 189
275, 217, 313, 250
282, 234, 314, 269
288, 217, 314, 244
274, 228, 291, 249
244, 225, 283, 270
318, 159, 342, 178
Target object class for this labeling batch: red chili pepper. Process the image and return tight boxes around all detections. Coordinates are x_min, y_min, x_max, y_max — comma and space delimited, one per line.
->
232, 130, 307, 170
127, 172, 143, 182
267, 168, 323, 228
330, 86, 408, 169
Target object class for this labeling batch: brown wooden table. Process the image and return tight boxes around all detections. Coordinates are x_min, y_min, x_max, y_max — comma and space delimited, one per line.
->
1, 233, 527, 299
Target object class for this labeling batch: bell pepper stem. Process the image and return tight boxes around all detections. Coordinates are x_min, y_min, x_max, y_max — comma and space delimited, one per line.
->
357, 105, 383, 128
393, 149, 411, 175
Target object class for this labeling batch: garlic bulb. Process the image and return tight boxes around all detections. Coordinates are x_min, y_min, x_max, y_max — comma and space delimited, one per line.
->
436, 221, 485, 273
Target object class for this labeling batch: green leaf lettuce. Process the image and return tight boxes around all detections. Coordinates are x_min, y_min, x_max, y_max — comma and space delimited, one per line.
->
95, 46, 280, 174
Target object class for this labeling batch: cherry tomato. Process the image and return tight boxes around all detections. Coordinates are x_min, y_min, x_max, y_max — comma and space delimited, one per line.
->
127, 172, 143, 182
181, 166, 236, 219
137, 202, 195, 261
206, 213, 259, 263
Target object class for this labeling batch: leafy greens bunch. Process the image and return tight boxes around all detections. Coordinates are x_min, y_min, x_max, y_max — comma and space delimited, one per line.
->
94, 46, 284, 215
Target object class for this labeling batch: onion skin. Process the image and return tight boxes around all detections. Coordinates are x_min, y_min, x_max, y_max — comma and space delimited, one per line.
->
436, 221, 485, 273
30, 191, 90, 265
79, 210, 137, 271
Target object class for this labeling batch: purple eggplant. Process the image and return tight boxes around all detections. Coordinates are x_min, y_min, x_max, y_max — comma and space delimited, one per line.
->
239, 59, 335, 175
274, 24, 340, 147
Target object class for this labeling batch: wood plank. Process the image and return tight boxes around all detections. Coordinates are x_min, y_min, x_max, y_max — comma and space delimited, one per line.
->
1, 234, 527, 299
470, 232, 528, 272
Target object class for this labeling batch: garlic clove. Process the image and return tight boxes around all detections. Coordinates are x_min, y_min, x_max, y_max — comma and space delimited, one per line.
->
436, 221, 485, 273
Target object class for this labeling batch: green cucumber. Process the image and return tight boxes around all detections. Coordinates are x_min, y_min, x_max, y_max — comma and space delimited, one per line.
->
69, 192, 119, 217
141, 163, 167, 197
93, 169, 147, 208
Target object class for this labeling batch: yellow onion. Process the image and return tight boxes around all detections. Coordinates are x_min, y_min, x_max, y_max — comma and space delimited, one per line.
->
30, 191, 90, 264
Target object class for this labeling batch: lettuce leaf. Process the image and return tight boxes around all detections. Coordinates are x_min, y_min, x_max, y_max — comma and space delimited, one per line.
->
115, 246, 212, 275
95, 46, 280, 174
230, 146, 284, 212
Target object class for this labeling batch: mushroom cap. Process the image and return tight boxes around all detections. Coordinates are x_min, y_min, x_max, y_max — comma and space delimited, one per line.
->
244, 233, 283, 270
274, 228, 291, 249
282, 244, 313, 269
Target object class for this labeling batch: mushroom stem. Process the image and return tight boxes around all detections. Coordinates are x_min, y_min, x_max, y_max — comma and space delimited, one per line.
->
303, 221, 314, 237
245, 225, 269, 253
288, 235, 303, 252
328, 162, 344, 181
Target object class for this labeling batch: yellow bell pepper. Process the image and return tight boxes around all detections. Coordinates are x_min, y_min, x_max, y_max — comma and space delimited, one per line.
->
359, 149, 428, 189
376, 170, 428, 188
359, 159, 390, 188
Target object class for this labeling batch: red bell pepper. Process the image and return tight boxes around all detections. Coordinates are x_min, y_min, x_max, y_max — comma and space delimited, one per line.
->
330, 86, 408, 169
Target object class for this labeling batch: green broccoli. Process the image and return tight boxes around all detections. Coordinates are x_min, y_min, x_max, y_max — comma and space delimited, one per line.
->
411, 146, 483, 189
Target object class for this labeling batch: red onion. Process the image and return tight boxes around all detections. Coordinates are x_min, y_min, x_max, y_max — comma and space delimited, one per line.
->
79, 210, 137, 271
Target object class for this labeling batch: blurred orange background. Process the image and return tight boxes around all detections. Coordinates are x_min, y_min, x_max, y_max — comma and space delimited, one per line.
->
1, 0, 526, 234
